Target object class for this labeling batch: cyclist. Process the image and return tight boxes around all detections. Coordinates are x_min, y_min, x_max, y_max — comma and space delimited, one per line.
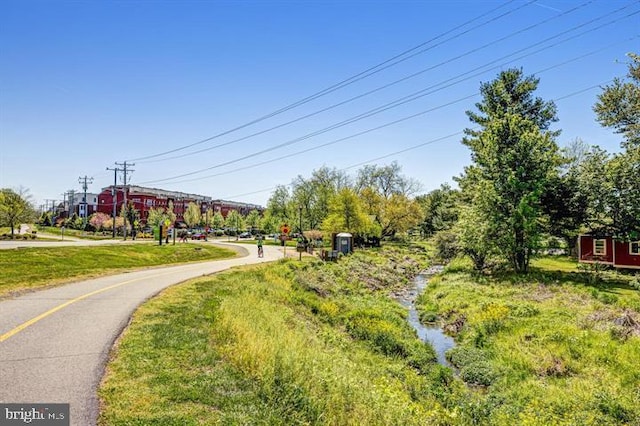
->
257, 234, 264, 258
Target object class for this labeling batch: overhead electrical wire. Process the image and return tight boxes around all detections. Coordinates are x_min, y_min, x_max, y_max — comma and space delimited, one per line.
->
136, 0, 596, 165
214, 80, 615, 201
137, 6, 639, 185
149, 36, 637, 187
127, 0, 532, 162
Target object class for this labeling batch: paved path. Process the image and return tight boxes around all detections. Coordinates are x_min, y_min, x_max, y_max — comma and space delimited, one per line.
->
0, 242, 281, 426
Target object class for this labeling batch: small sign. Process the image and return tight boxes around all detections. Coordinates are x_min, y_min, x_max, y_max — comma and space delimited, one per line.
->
164, 219, 171, 227
280, 224, 290, 234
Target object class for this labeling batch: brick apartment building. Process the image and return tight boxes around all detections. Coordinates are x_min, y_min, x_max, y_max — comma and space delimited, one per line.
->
96, 185, 263, 225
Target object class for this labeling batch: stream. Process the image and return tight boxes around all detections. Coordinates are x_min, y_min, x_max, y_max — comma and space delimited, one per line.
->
395, 266, 456, 367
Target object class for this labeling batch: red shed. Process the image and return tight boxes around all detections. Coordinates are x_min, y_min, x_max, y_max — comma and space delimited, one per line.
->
579, 235, 640, 270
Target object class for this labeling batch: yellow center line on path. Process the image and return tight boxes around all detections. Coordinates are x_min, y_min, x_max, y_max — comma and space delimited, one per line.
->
0, 270, 180, 343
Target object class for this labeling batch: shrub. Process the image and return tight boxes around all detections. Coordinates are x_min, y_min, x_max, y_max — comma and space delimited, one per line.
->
460, 363, 498, 386
432, 231, 458, 263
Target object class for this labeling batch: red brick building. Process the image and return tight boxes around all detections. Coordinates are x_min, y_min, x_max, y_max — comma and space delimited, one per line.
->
97, 185, 263, 225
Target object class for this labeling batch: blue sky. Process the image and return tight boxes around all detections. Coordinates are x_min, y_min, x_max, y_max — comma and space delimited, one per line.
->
1, 0, 638, 208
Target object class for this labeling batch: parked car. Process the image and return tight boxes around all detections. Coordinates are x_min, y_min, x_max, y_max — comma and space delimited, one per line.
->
238, 232, 252, 239
191, 232, 206, 240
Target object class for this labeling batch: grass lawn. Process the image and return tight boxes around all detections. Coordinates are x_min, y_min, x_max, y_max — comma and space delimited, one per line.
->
99, 248, 640, 425
99, 247, 461, 425
0, 244, 237, 298
416, 256, 640, 424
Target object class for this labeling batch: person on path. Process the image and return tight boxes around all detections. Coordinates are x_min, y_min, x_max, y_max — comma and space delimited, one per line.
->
257, 235, 264, 258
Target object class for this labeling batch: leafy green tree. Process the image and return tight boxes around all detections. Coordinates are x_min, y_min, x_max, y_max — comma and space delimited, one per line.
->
184, 202, 202, 229
415, 184, 460, 237
539, 139, 592, 255
591, 54, 640, 239
225, 210, 244, 234
39, 211, 53, 227
594, 53, 639, 149
120, 202, 140, 235
356, 162, 422, 237
0, 187, 36, 236
322, 188, 378, 236
307, 166, 348, 229
211, 211, 225, 229
265, 185, 292, 225
454, 202, 493, 271
245, 209, 261, 230
461, 68, 561, 273
147, 206, 176, 228
605, 147, 640, 239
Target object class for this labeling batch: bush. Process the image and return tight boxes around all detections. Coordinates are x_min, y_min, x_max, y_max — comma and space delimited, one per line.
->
432, 231, 458, 262
460, 363, 498, 386
447, 346, 498, 386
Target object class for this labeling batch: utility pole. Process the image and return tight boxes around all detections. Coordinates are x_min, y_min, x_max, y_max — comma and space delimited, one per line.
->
78, 175, 94, 230
61, 192, 68, 218
106, 166, 120, 238
67, 190, 76, 219
115, 161, 135, 240
44, 199, 56, 224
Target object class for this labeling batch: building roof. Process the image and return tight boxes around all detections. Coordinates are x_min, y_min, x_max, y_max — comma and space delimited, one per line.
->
100, 185, 263, 209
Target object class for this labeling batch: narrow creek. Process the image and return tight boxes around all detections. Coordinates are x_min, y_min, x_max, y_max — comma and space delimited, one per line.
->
395, 266, 456, 367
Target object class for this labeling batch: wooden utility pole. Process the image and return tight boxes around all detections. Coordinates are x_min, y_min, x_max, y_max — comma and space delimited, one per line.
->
78, 175, 94, 230
115, 161, 135, 240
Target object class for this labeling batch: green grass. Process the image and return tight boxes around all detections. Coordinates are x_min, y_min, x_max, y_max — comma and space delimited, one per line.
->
100, 248, 473, 425
99, 249, 640, 425
36, 226, 132, 240
0, 244, 236, 297
416, 256, 640, 424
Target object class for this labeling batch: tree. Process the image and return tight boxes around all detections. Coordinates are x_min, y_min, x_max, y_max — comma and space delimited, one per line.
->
121, 202, 140, 234
147, 206, 176, 228
39, 211, 53, 227
245, 209, 261, 230
355, 161, 420, 198
356, 162, 422, 237
322, 188, 378, 236
378, 193, 422, 237
605, 147, 640, 239
225, 210, 243, 235
89, 212, 110, 231
540, 139, 591, 256
184, 202, 202, 229
592, 53, 640, 239
454, 201, 494, 271
211, 211, 225, 230
461, 68, 561, 273
0, 187, 36, 236
265, 185, 292, 225
594, 53, 640, 149
415, 184, 460, 237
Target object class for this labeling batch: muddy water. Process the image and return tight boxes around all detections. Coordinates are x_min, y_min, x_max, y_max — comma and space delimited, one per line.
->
396, 268, 455, 367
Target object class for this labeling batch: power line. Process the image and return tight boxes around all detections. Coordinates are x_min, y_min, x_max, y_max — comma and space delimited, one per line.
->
138, 6, 639, 186
213, 80, 614, 201
137, 0, 598, 165
127, 0, 531, 162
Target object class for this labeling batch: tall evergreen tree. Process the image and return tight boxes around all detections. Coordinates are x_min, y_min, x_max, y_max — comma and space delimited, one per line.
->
461, 69, 561, 273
